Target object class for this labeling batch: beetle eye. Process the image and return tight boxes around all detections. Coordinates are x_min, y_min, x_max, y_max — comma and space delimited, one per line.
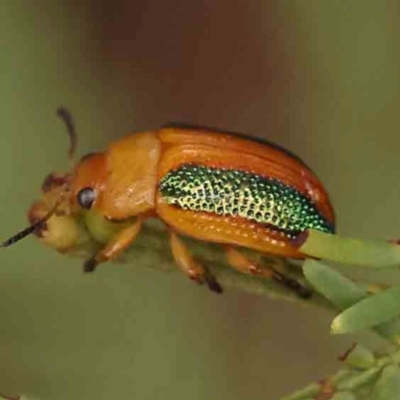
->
77, 187, 96, 209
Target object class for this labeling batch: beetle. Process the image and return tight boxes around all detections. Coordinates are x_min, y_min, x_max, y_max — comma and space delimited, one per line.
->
2, 108, 335, 295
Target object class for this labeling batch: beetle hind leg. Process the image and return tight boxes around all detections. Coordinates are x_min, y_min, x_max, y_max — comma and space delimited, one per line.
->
225, 247, 311, 298
169, 231, 223, 294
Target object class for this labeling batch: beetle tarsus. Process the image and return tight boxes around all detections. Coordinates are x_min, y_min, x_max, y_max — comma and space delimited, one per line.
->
84, 257, 98, 273
205, 275, 224, 294
273, 272, 312, 299
293, 284, 312, 299
202, 265, 223, 294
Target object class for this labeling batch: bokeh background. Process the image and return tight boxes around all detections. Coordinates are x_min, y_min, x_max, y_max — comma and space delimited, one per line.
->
1, 1, 400, 399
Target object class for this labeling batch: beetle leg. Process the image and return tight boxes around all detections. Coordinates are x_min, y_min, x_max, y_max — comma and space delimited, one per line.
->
84, 218, 142, 272
225, 247, 311, 298
169, 231, 223, 294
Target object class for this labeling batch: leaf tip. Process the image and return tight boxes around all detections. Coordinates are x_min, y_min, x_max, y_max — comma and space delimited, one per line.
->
330, 316, 344, 335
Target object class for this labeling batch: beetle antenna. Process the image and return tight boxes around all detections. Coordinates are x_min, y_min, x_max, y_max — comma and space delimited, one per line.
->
56, 107, 77, 160
2, 107, 75, 248
0, 198, 61, 248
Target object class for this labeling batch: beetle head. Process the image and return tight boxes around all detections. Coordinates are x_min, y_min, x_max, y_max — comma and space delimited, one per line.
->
27, 174, 95, 252
71, 152, 107, 212
1, 108, 99, 252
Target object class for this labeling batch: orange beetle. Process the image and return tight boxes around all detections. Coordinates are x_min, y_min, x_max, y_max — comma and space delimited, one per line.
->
2, 109, 335, 295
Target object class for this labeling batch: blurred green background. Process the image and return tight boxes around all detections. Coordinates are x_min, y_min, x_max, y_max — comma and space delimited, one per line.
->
1, 1, 400, 399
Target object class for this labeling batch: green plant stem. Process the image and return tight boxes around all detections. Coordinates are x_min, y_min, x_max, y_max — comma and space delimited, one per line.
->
66, 220, 334, 309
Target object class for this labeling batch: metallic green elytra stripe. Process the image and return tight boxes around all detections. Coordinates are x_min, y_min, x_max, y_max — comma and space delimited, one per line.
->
159, 164, 334, 238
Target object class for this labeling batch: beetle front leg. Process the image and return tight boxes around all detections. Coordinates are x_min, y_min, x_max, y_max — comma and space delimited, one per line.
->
169, 231, 223, 294
84, 218, 142, 272
225, 247, 311, 298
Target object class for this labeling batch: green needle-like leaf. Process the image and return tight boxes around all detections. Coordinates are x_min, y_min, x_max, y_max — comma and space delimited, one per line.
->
340, 343, 376, 370
299, 230, 400, 267
331, 284, 400, 334
304, 260, 400, 341
303, 259, 367, 309
370, 364, 400, 400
